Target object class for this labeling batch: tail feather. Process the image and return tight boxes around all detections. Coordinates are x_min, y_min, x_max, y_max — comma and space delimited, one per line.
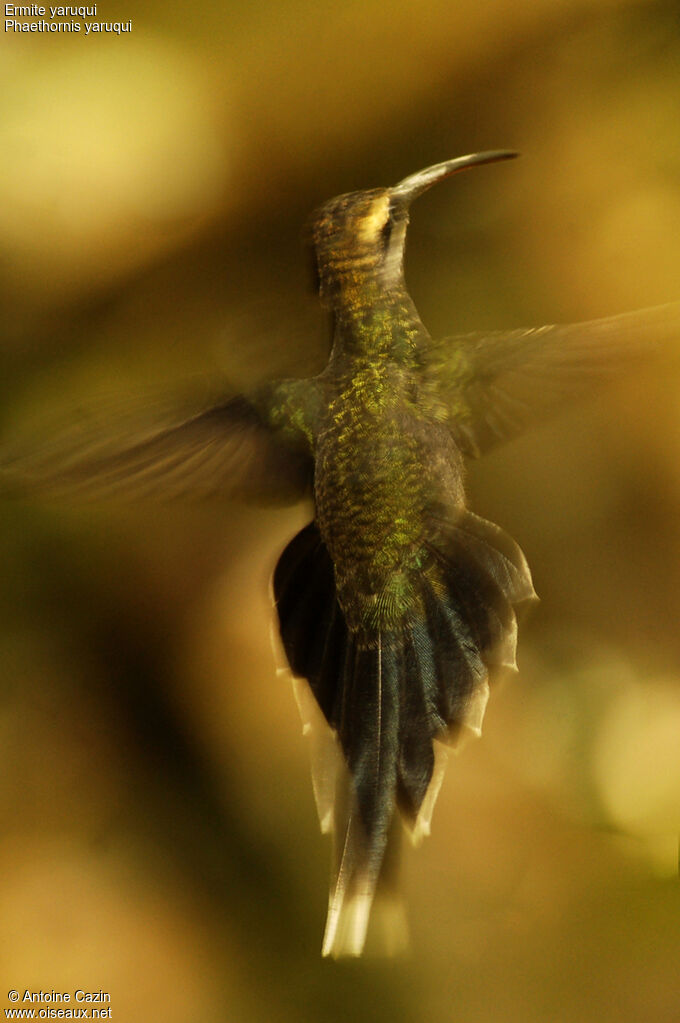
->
320, 632, 405, 958
333, 633, 401, 910
456, 510, 535, 601
274, 522, 342, 722
323, 807, 407, 958
421, 580, 487, 724
273, 510, 535, 956
398, 621, 438, 822
431, 543, 514, 663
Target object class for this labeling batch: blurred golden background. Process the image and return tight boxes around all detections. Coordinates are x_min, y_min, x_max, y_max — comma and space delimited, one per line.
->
1, 1, 680, 1019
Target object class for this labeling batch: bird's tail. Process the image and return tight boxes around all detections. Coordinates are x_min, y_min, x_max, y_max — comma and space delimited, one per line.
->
273, 512, 535, 957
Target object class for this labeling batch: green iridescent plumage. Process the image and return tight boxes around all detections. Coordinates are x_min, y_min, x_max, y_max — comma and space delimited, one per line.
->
4, 152, 679, 958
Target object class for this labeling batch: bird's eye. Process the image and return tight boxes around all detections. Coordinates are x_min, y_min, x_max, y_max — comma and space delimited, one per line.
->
381, 209, 395, 247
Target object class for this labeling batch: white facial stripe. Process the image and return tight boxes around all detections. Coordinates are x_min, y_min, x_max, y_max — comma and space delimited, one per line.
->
356, 195, 390, 244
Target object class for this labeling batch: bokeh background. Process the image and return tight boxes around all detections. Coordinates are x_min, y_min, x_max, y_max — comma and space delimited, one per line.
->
2, 1, 680, 1019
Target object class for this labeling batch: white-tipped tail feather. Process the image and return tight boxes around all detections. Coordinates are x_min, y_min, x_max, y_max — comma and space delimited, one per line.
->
272, 512, 535, 957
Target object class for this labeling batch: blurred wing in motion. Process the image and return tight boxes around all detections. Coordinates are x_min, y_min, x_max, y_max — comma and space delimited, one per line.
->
430, 302, 680, 457
1, 387, 314, 505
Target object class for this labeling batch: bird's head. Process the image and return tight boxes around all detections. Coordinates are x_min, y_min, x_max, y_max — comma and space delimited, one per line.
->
308, 150, 518, 308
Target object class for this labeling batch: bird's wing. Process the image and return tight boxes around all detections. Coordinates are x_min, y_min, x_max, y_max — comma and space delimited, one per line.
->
1, 384, 314, 505
428, 302, 680, 457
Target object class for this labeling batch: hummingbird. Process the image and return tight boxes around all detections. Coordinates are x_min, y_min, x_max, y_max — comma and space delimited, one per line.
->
4, 151, 679, 956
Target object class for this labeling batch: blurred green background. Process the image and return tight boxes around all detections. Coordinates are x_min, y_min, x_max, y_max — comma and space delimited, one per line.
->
2, 1, 680, 1019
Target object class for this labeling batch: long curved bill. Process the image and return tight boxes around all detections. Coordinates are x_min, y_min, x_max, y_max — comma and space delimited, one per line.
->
390, 150, 519, 206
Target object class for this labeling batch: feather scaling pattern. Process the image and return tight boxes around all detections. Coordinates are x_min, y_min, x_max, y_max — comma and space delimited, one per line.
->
274, 511, 535, 955
2, 152, 677, 955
